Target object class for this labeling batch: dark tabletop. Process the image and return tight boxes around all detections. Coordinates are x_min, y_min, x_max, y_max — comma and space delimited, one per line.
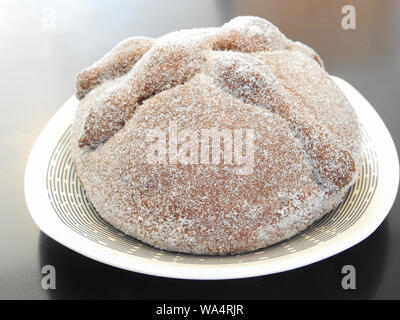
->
1, 0, 399, 300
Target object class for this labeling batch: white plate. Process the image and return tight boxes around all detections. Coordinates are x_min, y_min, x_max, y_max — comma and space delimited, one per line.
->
24, 76, 399, 280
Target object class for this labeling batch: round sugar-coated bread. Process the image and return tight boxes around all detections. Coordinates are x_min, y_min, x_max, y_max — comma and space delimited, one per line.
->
72, 16, 361, 255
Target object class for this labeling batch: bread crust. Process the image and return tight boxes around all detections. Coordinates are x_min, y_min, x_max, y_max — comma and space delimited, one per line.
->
72, 16, 361, 255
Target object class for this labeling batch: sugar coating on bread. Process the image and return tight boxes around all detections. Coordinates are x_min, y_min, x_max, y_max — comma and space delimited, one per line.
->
76, 37, 154, 100
72, 16, 361, 255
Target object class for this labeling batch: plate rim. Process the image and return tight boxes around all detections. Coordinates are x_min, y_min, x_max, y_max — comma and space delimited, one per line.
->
24, 76, 399, 279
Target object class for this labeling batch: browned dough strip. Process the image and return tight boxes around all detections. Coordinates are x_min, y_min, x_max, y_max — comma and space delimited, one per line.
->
76, 37, 154, 100
206, 50, 355, 190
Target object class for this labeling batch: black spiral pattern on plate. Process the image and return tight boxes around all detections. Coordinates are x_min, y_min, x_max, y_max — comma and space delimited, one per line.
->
46, 126, 378, 264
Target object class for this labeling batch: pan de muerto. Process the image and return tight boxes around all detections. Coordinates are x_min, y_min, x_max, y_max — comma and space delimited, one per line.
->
72, 16, 361, 255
